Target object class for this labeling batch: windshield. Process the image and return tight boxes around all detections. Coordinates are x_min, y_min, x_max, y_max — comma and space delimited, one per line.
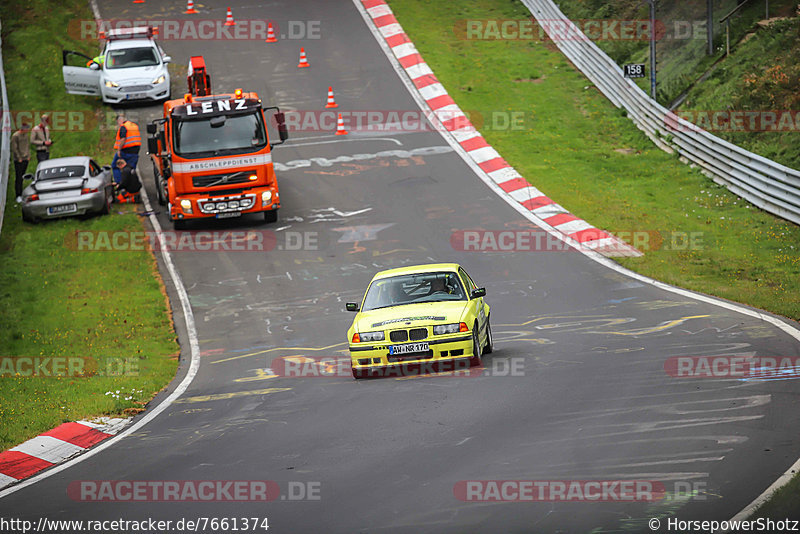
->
174, 112, 267, 157
362, 272, 467, 311
105, 47, 159, 69
37, 165, 85, 180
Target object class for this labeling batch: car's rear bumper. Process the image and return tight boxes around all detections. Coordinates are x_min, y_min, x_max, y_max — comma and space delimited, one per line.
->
22, 192, 106, 219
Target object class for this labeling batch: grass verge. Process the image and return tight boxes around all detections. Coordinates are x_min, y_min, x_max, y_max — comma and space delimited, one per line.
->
386, 0, 800, 518
387, 0, 800, 322
0, 0, 179, 452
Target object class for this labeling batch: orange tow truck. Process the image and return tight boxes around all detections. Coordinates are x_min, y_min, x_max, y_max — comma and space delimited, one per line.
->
146, 56, 288, 229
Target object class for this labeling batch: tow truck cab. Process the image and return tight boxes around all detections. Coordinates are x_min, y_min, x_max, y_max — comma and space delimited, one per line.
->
147, 90, 288, 228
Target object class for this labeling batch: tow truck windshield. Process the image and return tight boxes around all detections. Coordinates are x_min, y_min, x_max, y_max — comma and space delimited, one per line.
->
173, 111, 267, 157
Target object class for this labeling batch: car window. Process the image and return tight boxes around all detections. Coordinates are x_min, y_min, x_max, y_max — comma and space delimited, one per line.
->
89, 161, 101, 176
362, 272, 466, 311
36, 165, 85, 180
105, 47, 159, 69
459, 268, 477, 292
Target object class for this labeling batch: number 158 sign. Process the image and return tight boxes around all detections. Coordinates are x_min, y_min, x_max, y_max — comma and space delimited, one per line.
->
623, 64, 646, 78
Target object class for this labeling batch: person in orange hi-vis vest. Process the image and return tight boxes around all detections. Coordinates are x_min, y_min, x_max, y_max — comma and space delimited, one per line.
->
112, 113, 141, 184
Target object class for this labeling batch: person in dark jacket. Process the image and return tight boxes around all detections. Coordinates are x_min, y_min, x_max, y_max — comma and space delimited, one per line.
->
115, 158, 141, 202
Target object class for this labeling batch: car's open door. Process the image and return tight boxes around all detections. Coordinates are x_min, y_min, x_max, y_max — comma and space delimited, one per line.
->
62, 50, 101, 96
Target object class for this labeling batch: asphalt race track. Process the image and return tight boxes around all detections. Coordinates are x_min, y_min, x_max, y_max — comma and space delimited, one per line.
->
2, 1, 800, 532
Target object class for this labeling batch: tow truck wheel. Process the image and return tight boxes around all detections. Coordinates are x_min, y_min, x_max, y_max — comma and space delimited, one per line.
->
152, 163, 166, 206
264, 209, 278, 223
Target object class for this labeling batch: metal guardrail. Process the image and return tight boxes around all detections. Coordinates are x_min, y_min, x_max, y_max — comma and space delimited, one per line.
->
522, 0, 800, 226
0, 19, 10, 234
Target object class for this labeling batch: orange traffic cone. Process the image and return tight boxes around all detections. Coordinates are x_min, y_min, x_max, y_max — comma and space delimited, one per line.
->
184, 0, 198, 14
224, 7, 236, 26
297, 47, 310, 68
335, 113, 348, 136
325, 86, 338, 108
265, 22, 278, 43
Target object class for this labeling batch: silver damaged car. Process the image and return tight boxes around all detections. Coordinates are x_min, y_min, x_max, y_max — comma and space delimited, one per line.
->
21, 156, 114, 223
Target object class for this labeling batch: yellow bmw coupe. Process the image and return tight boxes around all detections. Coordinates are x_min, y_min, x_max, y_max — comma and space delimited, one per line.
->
346, 263, 492, 379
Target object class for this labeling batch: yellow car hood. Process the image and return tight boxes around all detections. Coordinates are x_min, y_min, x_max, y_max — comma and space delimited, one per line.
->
355, 301, 469, 332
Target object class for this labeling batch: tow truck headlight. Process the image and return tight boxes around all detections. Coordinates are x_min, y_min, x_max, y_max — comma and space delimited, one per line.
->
180, 199, 192, 214
358, 331, 384, 342
104, 80, 119, 88
152, 75, 166, 85
261, 190, 272, 206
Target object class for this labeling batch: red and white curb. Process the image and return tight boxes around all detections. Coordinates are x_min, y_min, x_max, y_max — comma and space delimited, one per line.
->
360, 0, 640, 257
0, 418, 129, 489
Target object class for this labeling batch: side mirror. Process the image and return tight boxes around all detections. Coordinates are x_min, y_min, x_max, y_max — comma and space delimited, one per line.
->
346, 303, 359, 312
147, 136, 159, 155
102, 165, 111, 171
89, 62, 100, 70
275, 112, 288, 143
23, 173, 33, 181
163, 56, 172, 63
146, 123, 157, 135
470, 288, 486, 299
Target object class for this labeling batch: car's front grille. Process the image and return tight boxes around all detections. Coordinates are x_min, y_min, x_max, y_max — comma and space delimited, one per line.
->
389, 328, 428, 342
193, 172, 253, 188
121, 85, 152, 93
390, 330, 408, 342
409, 328, 427, 341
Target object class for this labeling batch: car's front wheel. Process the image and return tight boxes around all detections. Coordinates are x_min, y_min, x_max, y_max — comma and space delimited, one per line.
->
469, 324, 482, 367
483, 318, 493, 354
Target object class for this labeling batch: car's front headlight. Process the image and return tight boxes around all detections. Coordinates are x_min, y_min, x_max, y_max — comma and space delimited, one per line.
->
151, 75, 166, 85
104, 80, 119, 88
433, 323, 468, 335
180, 199, 192, 214
358, 331, 385, 342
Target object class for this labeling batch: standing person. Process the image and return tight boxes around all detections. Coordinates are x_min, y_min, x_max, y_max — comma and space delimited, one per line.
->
112, 113, 141, 184
11, 121, 31, 203
30, 114, 52, 162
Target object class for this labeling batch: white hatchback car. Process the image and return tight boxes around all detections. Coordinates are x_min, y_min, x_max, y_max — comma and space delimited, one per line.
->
62, 26, 171, 104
